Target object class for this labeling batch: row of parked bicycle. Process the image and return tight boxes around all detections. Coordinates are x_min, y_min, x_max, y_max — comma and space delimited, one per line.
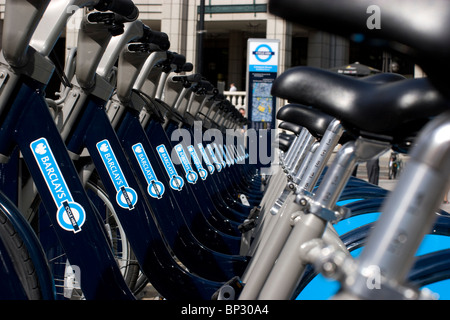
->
1, 0, 450, 300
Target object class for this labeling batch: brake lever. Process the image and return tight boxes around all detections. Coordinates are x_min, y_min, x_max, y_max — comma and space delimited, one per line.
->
87, 12, 125, 36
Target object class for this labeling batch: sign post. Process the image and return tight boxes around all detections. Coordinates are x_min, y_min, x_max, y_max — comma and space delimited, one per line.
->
246, 38, 280, 130
246, 39, 279, 170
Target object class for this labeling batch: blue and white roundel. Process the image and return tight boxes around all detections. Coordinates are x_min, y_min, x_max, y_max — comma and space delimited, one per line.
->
174, 144, 198, 184
57, 201, 86, 233
253, 44, 275, 63
186, 170, 198, 184
206, 164, 215, 174
198, 168, 208, 180
170, 175, 184, 190
147, 180, 165, 199
116, 186, 138, 210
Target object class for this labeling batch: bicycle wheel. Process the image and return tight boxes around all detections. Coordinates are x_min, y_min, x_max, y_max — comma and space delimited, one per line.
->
86, 180, 140, 291
61, 181, 140, 299
0, 206, 42, 299
23, 175, 139, 299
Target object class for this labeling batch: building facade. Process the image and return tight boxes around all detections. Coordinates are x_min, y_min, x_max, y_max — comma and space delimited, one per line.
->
0, 0, 418, 110
132, 0, 353, 92
58, 0, 354, 92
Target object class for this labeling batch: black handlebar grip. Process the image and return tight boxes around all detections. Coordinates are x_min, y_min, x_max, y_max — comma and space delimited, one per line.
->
200, 81, 215, 92
182, 62, 194, 72
168, 52, 186, 69
95, 0, 139, 21
148, 30, 170, 51
171, 75, 185, 82
186, 73, 202, 82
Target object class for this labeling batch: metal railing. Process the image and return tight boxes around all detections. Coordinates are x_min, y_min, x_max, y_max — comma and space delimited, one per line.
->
224, 91, 246, 110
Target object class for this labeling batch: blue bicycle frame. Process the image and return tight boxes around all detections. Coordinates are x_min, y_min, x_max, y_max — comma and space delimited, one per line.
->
0, 0, 139, 300
0, 78, 134, 299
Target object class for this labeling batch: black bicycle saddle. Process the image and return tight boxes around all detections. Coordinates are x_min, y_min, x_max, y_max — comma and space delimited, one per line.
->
359, 72, 406, 84
275, 133, 294, 152
272, 67, 450, 141
277, 103, 334, 139
268, 0, 450, 96
278, 121, 302, 135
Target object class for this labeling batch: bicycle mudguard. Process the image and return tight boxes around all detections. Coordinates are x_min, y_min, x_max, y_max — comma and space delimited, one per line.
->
185, 126, 259, 216
408, 249, 450, 290
206, 172, 253, 219
67, 99, 228, 295
66, 98, 247, 285
339, 186, 389, 201
134, 117, 251, 267
190, 132, 258, 196
334, 196, 448, 240
11, 83, 135, 300
296, 215, 450, 300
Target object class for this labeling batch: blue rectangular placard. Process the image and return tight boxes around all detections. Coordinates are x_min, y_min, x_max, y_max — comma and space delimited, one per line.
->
96, 139, 137, 210
132, 143, 165, 199
30, 137, 86, 233
156, 144, 184, 191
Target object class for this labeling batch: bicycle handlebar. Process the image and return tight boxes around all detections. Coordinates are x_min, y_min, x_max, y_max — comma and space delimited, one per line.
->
185, 73, 202, 83
165, 52, 186, 71
193, 80, 216, 94
140, 26, 170, 51
182, 62, 194, 72
94, 0, 139, 22
171, 74, 203, 89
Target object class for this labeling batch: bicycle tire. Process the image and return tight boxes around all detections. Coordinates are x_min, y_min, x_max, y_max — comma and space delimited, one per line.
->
0, 206, 41, 299
86, 179, 141, 291
21, 175, 139, 299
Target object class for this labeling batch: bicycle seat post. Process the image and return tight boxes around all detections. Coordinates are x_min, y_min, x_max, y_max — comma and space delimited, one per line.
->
263, 119, 343, 239
247, 128, 314, 238
256, 135, 390, 300
240, 119, 345, 298
281, 128, 308, 172
298, 119, 344, 192
340, 112, 450, 300
58, 12, 125, 142
3, 0, 50, 69
0, 1, 52, 117
109, 29, 169, 125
